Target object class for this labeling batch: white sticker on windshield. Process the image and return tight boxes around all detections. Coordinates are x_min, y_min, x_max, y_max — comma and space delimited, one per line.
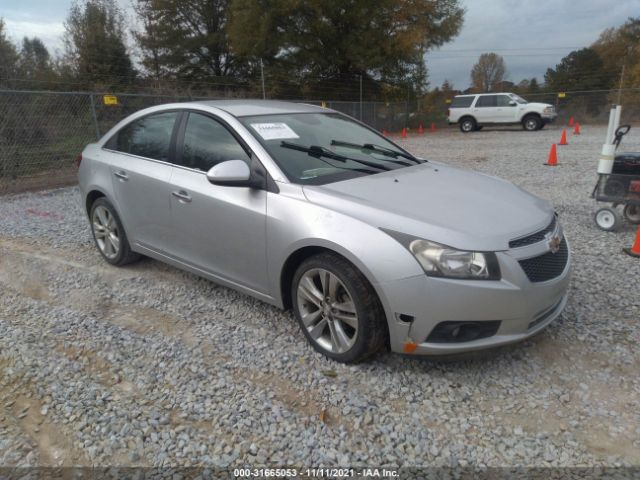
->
250, 122, 299, 140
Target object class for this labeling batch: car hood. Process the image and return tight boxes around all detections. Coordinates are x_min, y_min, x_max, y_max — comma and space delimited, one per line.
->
526, 102, 553, 110
302, 162, 554, 251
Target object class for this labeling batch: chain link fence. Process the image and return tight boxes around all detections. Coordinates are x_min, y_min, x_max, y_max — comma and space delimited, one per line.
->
1, 88, 639, 194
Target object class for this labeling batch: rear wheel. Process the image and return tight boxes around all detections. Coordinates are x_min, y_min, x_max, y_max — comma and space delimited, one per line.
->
90, 198, 140, 266
291, 252, 387, 363
459, 117, 476, 133
594, 207, 622, 232
623, 204, 640, 224
522, 115, 542, 131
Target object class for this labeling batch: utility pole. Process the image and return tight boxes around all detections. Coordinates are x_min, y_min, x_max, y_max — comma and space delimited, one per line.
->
617, 64, 625, 105
359, 74, 363, 121
260, 59, 266, 100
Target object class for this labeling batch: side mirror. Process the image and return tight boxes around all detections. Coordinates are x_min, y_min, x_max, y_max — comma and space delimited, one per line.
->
508, 100, 517, 106
206, 160, 251, 186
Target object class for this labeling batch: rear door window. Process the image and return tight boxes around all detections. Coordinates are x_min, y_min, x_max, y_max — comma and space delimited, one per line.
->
451, 96, 474, 108
107, 112, 179, 162
476, 95, 498, 107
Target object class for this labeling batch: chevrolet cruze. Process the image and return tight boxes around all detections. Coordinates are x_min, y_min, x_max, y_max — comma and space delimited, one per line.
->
78, 100, 571, 363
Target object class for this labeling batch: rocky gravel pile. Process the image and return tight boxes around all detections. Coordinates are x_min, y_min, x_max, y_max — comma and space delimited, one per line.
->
0, 125, 639, 470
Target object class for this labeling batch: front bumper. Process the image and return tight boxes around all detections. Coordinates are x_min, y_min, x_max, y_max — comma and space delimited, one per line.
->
542, 113, 557, 124
378, 237, 571, 355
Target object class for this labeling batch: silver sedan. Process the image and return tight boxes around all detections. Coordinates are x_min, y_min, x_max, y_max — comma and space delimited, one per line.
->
78, 100, 571, 363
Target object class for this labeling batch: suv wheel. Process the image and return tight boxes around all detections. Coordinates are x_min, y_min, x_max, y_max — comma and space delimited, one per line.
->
291, 252, 387, 363
522, 115, 541, 131
459, 117, 476, 133
90, 198, 140, 266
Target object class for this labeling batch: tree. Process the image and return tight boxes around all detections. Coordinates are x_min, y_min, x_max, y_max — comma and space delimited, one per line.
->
63, 0, 135, 88
134, 0, 248, 82
544, 48, 609, 92
17, 37, 53, 81
529, 77, 540, 94
0, 19, 19, 86
592, 17, 640, 75
227, 0, 464, 97
470, 53, 506, 92
516, 78, 530, 93
592, 17, 640, 105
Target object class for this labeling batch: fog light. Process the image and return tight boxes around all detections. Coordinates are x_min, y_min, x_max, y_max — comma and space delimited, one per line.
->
426, 321, 501, 343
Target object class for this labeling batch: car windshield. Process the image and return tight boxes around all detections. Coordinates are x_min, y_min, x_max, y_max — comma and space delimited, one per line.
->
509, 94, 528, 104
239, 112, 419, 185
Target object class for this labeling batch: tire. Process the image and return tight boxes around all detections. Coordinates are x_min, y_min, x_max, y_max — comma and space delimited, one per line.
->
291, 252, 387, 363
538, 123, 546, 130
623, 204, 640, 224
594, 207, 622, 232
90, 197, 140, 266
522, 115, 542, 131
459, 117, 476, 133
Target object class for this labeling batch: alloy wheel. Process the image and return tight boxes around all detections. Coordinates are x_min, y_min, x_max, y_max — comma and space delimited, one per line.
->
296, 268, 358, 354
92, 205, 120, 259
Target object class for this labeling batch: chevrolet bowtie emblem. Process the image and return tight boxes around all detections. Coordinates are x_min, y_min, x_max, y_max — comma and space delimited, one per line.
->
548, 235, 562, 254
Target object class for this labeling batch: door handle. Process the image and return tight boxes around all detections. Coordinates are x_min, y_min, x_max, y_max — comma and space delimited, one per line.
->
172, 190, 192, 203
113, 171, 128, 181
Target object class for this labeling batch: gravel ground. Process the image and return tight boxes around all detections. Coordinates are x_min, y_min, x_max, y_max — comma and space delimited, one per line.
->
0, 124, 639, 469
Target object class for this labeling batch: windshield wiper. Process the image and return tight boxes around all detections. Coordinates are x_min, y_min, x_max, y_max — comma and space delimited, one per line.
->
330, 140, 423, 164
280, 141, 391, 172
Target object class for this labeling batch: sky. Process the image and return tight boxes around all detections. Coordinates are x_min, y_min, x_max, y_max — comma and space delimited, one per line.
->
2, 0, 640, 89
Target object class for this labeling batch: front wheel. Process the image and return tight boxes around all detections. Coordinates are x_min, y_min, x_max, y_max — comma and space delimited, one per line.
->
522, 115, 542, 131
291, 252, 387, 363
594, 207, 622, 232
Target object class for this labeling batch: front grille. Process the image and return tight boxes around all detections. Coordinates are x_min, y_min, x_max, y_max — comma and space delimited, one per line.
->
518, 238, 568, 282
509, 216, 557, 248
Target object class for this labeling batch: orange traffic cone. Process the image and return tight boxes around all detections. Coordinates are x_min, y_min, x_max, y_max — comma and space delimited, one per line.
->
559, 129, 568, 146
568, 116, 575, 127
401, 127, 407, 138
418, 123, 424, 134
623, 225, 640, 258
545, 144, 558, 166
430, 122, 436, 132
573, 122, 581, 135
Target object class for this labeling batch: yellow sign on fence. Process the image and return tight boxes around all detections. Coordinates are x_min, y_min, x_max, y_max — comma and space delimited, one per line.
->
103, 95, 118, 106
558, 92, 566, 98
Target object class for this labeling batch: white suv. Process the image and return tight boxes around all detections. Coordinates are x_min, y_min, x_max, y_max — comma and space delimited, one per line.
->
448, 93, 557, 133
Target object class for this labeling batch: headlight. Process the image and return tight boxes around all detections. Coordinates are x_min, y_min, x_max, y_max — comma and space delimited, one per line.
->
382, 229, 501, 280
409, 239, 499, 279
544, 106, 555, 114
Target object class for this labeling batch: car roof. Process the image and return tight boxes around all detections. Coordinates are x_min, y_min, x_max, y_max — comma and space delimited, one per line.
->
454, 92, 514, 97
190, 99, 329, 117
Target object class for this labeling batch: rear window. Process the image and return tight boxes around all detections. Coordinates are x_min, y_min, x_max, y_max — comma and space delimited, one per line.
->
450, 96, 474, 108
